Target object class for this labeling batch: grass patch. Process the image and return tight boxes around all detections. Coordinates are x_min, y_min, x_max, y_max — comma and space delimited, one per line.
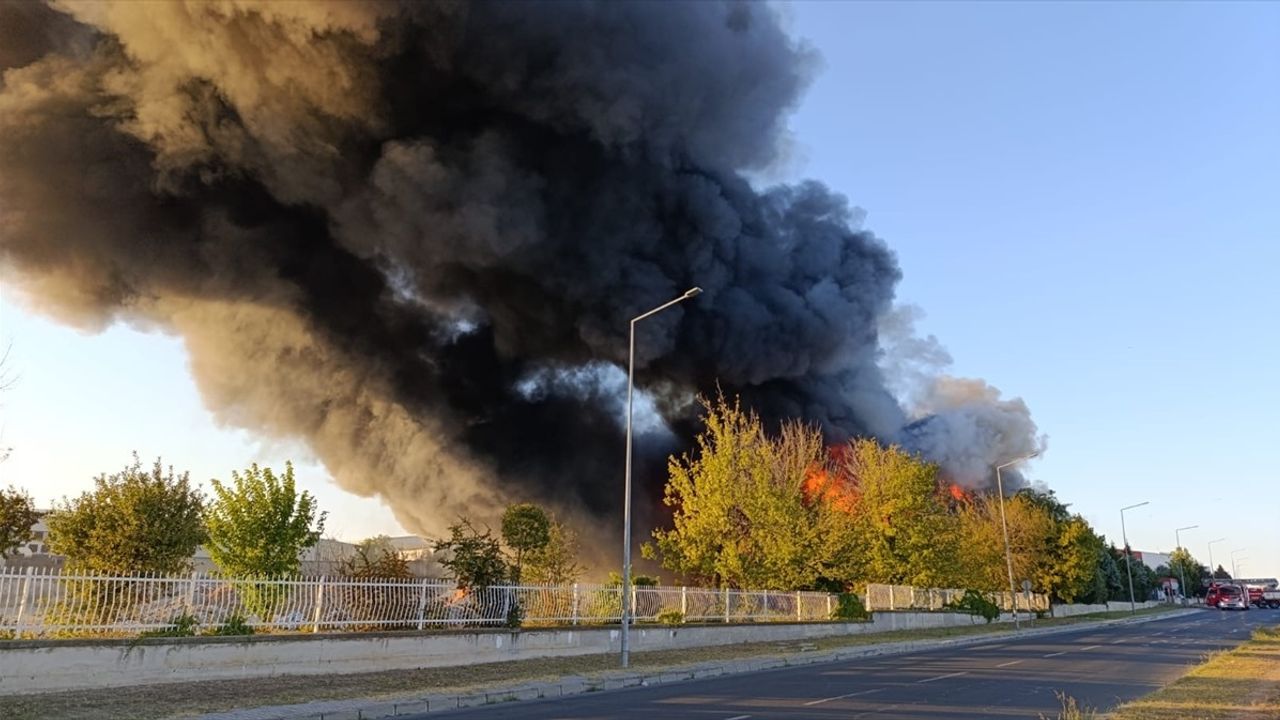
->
1, 606, 1185, 720
1109, 624, 1280, 720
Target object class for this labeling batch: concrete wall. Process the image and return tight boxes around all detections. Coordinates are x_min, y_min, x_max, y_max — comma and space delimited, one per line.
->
0, 610, 1009, 695
1050, 600, 1163, 618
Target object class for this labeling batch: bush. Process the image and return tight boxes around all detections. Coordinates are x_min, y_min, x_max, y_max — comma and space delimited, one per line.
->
830, 592, 868, 621
656, 609, 686, 626
141, 613, 198, 638
204, 614, 255, 637
505, 599, 525, 629
947, 590, 1000, 623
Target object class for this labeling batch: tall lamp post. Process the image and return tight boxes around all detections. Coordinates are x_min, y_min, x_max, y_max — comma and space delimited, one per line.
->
995, 452, 1039, 629
1230, 549, 1247, 581
1120, 501, 1150, 613
620, 287, 701, 668
1207, 537, 1226, 580
1173, 525, 1198, 604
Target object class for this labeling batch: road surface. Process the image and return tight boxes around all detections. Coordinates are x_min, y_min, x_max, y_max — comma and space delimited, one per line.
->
417, 608, 1279, 719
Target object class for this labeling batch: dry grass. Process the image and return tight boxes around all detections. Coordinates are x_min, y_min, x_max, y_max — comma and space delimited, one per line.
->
1108, 624, 1280, 720
1, 606, 1183, 720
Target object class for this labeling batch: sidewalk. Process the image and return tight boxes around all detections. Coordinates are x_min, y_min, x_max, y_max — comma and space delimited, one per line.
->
193, 608, 1196, 720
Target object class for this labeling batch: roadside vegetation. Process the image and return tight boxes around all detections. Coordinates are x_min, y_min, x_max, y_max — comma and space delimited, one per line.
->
1109, 624, 1280, 720
3, 392, 1210, 638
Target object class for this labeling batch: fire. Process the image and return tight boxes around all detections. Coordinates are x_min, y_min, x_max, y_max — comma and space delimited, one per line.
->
802, 445, 860, 513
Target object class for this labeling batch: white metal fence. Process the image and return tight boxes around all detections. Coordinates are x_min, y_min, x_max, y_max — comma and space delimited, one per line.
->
864, 583, 1050, 613
0, 568, 839, 638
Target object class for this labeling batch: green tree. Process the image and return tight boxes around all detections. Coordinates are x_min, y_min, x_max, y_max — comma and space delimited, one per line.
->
204, 461, 325, 578
648, 394, 829, 589
838, 438, 959, 588
0, 485, 40, 559
523, 519, 584, 585
1213, 565, 1231, 579
435, 519, 508, 590
1042, 516, 1104, 603
500, 503, 551, 582
46, 454, 204, 574
1168, 547, 1207, 597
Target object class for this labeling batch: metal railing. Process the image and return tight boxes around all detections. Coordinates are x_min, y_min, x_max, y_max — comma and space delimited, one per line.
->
0, 568, 840, 638
864, 583, 1050, 613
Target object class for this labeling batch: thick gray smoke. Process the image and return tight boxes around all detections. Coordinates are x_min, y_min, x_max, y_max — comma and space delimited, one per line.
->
0, 1, 1042, 537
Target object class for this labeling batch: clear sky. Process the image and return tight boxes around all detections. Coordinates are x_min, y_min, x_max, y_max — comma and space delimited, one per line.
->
1, 1, 1276, 579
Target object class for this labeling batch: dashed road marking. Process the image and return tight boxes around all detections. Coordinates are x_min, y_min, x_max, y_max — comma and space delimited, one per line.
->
916, 671, 968, 683
1081, 645, 1101, 651
1043, 651, 1067, 658
995, 660, 1023, 668
803, 688, 883, 706
725, 715, 752, 720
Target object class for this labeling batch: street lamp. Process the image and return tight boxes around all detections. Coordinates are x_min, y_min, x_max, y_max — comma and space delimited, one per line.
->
995, 452, 1039, 629
1174, 525, 1198, 604
1230, 549, 1247, 580
621, 287, 701, 668
1207, 537, 1226, 581
1120, 501, 1150, 613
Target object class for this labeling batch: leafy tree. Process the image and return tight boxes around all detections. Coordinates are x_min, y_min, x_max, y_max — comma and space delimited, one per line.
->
46, 454, 204, 574
435, 519, 508, 590
204, 461, 326, 578
1213, 565, 1231, 579
1042, 516, 1104, 603
0, 485, 40, 559
838, 438, 960, 588
1168, 547, 1207, 596
337, 535, 417, 630
524, 518, 584, 585
649, 394, 829, 589
500, 503, 551, 581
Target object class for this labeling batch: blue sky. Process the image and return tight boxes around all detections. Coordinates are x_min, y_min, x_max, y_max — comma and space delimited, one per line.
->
1, 1, 1276, 580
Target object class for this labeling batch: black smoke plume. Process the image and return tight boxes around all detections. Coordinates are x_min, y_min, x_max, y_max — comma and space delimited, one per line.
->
0, 1, 1042, 539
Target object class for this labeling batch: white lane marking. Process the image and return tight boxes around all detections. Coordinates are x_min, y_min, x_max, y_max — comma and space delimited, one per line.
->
803, 688, 882, 706
854, 703, 904, 718
725, 715, 752, 720
1081, 645, 1102, 651
916, 671, 968, 683
995, 660, 1023, 668
1043, 651, 1067, 658
1110, 638, 1127, 644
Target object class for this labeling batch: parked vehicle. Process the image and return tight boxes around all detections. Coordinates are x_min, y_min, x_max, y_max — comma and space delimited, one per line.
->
1206, 583, 1229, 607
1216, 585, 1249, 611
1261, 588, 1280, 610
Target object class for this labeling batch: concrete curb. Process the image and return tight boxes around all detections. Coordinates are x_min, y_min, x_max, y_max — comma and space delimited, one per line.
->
194, 609, 1200, 720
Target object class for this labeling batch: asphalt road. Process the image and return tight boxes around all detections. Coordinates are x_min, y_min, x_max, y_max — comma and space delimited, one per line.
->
418, 608, 1280, 719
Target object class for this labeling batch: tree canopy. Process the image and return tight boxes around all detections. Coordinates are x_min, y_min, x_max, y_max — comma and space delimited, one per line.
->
46, 454, 204, 574
0, 485, 40, 559
203, 461, 326, 578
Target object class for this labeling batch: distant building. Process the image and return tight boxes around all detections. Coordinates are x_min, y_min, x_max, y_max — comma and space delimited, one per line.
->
1131, 550, 1172, 571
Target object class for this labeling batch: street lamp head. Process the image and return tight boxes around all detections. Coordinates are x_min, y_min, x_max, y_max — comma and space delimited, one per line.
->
683, 286, 703, 299
1121, 501, 1150, 512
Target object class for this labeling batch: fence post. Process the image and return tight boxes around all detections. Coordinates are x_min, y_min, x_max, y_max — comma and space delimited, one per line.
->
572, 583, 580, 625
826, 594, 832, 619
762, 589, 768, 620
723, 587, 730, 623
680, 586, 687, 617
185, 572, 198, 616
630, 585, 638, 622
889, 585, 896, 611
13, 567, 35, 636
909, 585, 916, 609
416, 579, 430, 631
311, 576, 326, 633
796, 591, 803, 621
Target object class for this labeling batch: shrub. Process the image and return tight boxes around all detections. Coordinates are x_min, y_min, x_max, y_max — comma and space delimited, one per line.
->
141, 613, 198, 638
205, 614, 255, 637
947, 590, 1000, 623
657, 609, 686, 626
830, 592, 869, 621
